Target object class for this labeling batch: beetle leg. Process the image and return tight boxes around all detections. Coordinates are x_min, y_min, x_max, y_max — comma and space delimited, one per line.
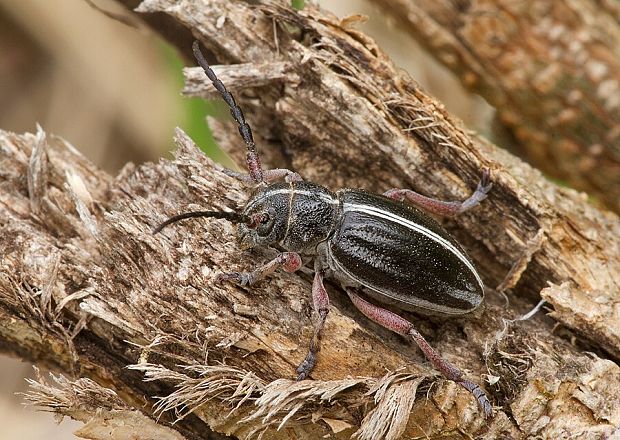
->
216, 252, 302, 286
383, 168, 492, 217
296, 271, 329, 380
222, 168, 303, 184
346, 288, 493, 419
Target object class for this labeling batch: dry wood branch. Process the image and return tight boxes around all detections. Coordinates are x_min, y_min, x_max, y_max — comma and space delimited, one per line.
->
183, 63, 297, 100
0, 0, 618, 439
0, 114, 618, 440
133, 0, 620, 361
372, 0, 620, 213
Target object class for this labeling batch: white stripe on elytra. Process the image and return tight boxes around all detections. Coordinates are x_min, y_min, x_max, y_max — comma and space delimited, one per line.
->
342, 202, 484, 292
244, 187, 339, 213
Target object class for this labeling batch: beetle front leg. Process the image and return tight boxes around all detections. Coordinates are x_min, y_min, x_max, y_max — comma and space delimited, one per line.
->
222, 168, 303, 184
346, 288, 493, 419
296, 271, 329, 380
216, 252, 302, 286
384, 169, 492, 217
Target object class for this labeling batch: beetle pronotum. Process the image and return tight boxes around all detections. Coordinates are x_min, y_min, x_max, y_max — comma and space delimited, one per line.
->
155, 41, 494, 419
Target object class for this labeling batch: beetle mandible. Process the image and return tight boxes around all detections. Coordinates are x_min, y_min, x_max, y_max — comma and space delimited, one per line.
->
155, 41, 494, 419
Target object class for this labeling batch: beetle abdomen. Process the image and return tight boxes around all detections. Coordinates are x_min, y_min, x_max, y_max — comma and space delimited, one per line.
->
328, 190, 484, 315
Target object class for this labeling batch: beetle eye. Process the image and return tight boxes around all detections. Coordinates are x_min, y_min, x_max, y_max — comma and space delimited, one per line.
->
255, 212, 275, 237
248, 212, 269, 229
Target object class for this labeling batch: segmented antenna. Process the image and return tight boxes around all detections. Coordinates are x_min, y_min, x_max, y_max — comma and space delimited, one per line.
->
153, 210, 251, 234
192, 40, 264, 183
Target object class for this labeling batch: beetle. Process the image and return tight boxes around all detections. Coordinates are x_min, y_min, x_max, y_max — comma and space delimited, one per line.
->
154, 41, 494, 419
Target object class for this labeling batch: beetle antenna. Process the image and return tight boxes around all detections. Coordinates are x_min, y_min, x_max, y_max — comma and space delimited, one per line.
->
192, 40, 264, 183
153, 210, 251, 234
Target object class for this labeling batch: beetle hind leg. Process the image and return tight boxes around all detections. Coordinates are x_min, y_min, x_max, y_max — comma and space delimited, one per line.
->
296, 271, 330, 380
346, 288, 493, 419
384, 168, 492, 217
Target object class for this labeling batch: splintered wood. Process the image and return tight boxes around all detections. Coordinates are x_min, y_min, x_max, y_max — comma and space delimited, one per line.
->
1, 0, 619, 438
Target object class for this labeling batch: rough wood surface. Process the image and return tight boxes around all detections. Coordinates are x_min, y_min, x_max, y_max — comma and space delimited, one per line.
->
373, 0, 620, 214
0, 0, 619, 439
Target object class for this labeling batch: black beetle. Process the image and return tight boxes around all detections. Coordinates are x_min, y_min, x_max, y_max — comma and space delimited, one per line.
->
155, 41, 494, 418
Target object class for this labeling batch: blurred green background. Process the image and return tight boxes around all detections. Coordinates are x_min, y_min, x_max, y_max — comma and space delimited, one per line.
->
158, 41, 222, 161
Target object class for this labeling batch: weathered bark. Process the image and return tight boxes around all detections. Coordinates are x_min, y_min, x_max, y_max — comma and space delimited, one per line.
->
373, 0, 620, 214
0, 0, 619, 439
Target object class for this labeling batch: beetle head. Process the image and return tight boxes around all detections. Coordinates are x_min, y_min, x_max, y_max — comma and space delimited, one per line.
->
236, 185, 289, 250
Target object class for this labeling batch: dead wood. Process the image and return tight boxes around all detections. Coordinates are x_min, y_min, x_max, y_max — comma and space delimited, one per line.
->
372, 0, 620, 214
0, 0, 619, 439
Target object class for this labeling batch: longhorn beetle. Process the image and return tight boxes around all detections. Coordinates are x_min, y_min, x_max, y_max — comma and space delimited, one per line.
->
155, 41, 494, 419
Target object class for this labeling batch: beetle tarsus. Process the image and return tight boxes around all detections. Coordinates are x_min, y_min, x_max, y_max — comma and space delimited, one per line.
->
215, 252, 303, 287
458, 379, 494, 419
458, 168, 493, 214
295, 352, 316, 381
215, 271, 254, 286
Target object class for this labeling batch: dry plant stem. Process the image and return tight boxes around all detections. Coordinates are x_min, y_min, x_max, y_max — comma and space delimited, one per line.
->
372, 0, 620, 213
0, 0, 617, 438
21, 368, 187, 440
